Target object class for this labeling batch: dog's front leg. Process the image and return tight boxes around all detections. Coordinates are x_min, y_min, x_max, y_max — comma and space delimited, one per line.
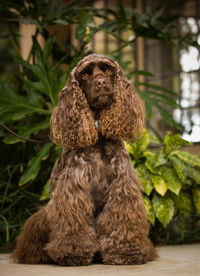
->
96, 144, 157, 265
45, 152, 98, 266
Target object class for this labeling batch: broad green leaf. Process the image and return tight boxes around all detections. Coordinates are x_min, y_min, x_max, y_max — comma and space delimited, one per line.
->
40, 179, 51, 201
142, 195, 155, 224
124, 142, 135, 156
16, 56, 58, 105
162, 167, 182, 195
144, 151, 162, 175
0, 108, 35, 121
3, 120, 50, 144
125, 128, 150, 159
152, 193, 175, 228
151, 174, 168, 196
138, 128, 150, 152
192, 188, 200, 212
149, 131, 160, 144
17, 58, 44, 80
164, 132, 192, 153
171, 191, 193, 217
19, 143, 53, 186
134, 128, 150, 152
170, 150, 200, 168
136, 165, 154, 196
185, 166, 200, 184
169, 155, 187, 182
144, 151, 155, 172
0, 80, 48, 121
154, 149, 167, 167
23, 79, 48, 97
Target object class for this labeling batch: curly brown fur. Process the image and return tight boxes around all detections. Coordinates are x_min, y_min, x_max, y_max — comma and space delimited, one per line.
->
12, 54, 157, 266
98, 63, 144, 141
11, 208, 52, 264
50, 69, 98, 149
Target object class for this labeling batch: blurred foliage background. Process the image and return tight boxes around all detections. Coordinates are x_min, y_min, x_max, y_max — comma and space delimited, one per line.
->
0, 0, 200, 251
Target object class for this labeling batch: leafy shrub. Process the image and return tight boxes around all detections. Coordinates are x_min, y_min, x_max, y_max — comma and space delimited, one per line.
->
125, 129, 200, 243
0, 1, 200, 250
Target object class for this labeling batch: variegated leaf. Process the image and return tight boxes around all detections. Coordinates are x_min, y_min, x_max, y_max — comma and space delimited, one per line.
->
142, 195, 155, 224
136, 165, 154, 196
162, 167, 182, 195
169, 155, 187, 182
171, 191, 193, 217
185, 166, 200, 184
152, 193, 174, 228
192, 188, 200, 212
170, 150, 200, 168
151, 174, 168, 196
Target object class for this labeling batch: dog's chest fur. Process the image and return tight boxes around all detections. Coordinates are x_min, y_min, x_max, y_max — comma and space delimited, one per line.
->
51, 139, 125, 218
89, 141, 115, 217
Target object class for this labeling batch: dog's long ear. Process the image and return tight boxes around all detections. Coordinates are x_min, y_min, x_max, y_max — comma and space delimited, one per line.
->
98, 62, 145, 142
50, 68, 98, 149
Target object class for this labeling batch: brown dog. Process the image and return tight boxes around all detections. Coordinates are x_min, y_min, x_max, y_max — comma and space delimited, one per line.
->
12, 54, 157, 265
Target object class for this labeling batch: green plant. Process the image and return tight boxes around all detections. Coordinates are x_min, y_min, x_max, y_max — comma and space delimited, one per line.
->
0, 0, 199, 250
125, 129, 200, 243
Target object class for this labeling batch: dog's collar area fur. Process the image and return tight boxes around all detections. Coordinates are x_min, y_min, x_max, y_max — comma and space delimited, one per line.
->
95, 121, 99, 128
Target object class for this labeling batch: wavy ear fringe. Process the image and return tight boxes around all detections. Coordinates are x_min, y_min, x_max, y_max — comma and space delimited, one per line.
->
50, 70, 98, 149
98, 65, 145, 142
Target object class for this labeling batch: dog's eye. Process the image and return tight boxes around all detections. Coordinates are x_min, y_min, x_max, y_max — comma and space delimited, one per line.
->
105, 69, 113, 76
81, 73, 89, 80
99, 63, 113, 75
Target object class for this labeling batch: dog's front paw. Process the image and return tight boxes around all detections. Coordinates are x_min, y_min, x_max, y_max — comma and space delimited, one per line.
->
102, 246, 153, 265
45, 237, 98, 266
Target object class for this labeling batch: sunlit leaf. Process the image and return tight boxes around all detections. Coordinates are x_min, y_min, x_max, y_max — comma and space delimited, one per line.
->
171, 191, 193, 217
151, 174, 168, 196
170, 150, 200, 168
136, 165, 154, 196
40, 179, 51, 201
125, 128, 150, 159
162, 167, 182, 195
192, 187, 200, 212
154, 149, 167, 167
142, 195, 155, 224
144, 151, 162, 175
169, 155, 187, 182
152, 193, 174, 228
164, 132, 192, 153
149, 131, 160, 144
185, 166, 200, 184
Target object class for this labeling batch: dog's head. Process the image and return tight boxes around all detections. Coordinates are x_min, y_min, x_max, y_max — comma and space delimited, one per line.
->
51, 54, 144, 149
76, 54, 116, 109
